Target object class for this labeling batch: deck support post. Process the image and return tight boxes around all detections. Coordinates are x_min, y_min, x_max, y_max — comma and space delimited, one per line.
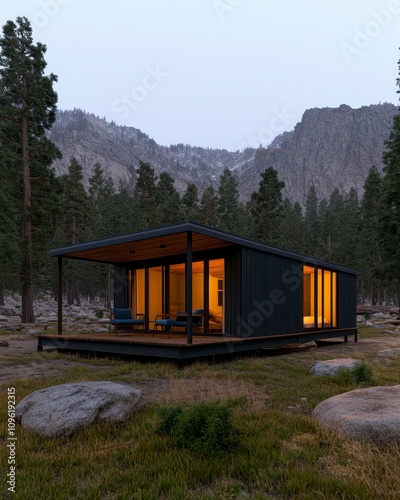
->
186, 231, 193, 344
57, 256, 63, 335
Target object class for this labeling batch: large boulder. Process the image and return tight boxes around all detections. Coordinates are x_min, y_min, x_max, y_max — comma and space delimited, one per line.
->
313, 385, 400, 444
310, 358, 358, 376
16, 381, 144, 437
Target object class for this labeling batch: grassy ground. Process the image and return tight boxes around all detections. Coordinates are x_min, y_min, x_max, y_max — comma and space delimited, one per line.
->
2, 325, 400, 499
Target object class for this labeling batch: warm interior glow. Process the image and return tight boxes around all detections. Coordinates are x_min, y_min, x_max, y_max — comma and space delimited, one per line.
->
170, 263, 185, 312
303, 265, 337, 329
209, 259, 224, 330
135, 269, 145, 317
332, 272, 337, 327
149, 267, 162, 321
303, 265, 315, 327
324, 270, 331, 327
132, 259, 224, 332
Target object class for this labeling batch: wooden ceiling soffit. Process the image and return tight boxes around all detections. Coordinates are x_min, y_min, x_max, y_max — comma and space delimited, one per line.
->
62, 232, 235, 264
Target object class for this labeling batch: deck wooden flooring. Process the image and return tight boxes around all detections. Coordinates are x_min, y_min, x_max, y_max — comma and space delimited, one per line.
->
37, 328, 357, 361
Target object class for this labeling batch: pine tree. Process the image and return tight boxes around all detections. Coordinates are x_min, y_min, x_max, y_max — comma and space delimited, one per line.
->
360, 166, 383, 303
0, 150, 19, 299
319, 189, 344, 263
251, 167, 285, 244
86, 163, 117, 307
133, 161, 158, 229
279, 199, 305, 253
60, 158, 89, 305
198, 186, 218, 227
380, 50, 400, 304
156, 172, 183, 225
182, 183, 199, 222
217, 167, 241, 233
0, 17, 61, 321
304, 184, 321, 256
341, 188, 361, 269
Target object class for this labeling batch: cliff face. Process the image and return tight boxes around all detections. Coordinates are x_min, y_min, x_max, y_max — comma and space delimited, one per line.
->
48, 103, 398, 203
48, 109, 254, 193
239, 103, 397, 204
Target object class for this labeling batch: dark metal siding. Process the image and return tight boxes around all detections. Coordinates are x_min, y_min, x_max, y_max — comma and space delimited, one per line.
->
224, 250, 242, 336
338, 272, 357, 328
114, 265, 128, 308
238, 248, 303, 337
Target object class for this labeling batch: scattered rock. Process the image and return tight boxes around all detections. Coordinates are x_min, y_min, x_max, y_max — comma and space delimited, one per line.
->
15, 381, 144, 437
0, 340, 9, 347
310, 358, 359, 377
25, 329, 42, 336
376, 348, 400, 358
0, 306, 16, 316
366, 320, 374, 327
356, 315, 365, 323
93, 327, 109, 334
313, 385, 400, 444
0, 315, 8, 322
372, 312, 391, 319
377, 330, 396, 336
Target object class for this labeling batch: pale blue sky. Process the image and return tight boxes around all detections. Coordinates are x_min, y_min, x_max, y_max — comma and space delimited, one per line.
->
2, 0, 399, 150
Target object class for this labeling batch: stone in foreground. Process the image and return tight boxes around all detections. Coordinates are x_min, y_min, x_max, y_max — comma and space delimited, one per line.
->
16, 381, 144, 437
313, 385, 400, 444
310, 358, 358, 376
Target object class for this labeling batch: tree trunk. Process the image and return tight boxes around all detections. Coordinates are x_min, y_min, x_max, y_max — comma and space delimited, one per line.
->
21, 100, 34, 323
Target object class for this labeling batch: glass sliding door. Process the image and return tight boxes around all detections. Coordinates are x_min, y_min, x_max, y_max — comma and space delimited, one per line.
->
303, 265, 315, 329
209, 259, 224, 332
134, 269, 145, 318
303, 265, 337, 329
130, 258, 225, 333
149, 267, 163, 322
170, 263, 185, 313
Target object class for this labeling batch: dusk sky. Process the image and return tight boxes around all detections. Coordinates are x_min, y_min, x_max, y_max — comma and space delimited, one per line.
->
2, 1, 400, 150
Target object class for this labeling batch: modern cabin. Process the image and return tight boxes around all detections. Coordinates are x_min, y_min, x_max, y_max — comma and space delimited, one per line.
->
39, 223, 358, 360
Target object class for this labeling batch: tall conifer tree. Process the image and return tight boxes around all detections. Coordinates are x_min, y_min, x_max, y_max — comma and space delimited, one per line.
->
217, 167, 241, 233
0, 17, 60, 321
360, 166, 383, 303
251, 167, 285, 244
380, 50, 400, 303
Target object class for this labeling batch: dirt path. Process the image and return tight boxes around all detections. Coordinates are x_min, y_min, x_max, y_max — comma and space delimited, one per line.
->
0, 334, 112, 385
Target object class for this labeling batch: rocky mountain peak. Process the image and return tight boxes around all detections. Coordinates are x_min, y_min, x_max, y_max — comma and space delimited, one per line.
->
48, 103, 398, 205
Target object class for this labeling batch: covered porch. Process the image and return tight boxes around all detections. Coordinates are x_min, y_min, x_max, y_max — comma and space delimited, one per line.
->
51, 224, 238, 344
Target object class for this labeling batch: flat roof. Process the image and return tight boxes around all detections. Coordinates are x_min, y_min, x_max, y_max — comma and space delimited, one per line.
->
50, 222, 359, 274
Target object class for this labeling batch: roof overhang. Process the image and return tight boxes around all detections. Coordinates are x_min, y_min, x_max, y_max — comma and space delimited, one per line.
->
50, 222, 360, 274
50, 223, 237, 265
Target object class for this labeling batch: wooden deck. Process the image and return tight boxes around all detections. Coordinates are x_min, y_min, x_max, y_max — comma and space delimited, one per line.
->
37, 328, 357, 361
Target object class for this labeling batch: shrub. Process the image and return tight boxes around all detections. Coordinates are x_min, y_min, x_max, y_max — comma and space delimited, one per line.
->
352, 361, 373, 383
157, 400, 239, 456
336, 361, 373, 385
95, 310, 104, 319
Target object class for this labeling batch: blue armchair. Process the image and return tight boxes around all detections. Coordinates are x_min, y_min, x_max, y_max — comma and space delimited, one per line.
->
109, 308, 145, 335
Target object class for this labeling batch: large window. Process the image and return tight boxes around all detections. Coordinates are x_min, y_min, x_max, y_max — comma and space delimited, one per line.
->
131, 258, 224, 333
303, 265, 337, 329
